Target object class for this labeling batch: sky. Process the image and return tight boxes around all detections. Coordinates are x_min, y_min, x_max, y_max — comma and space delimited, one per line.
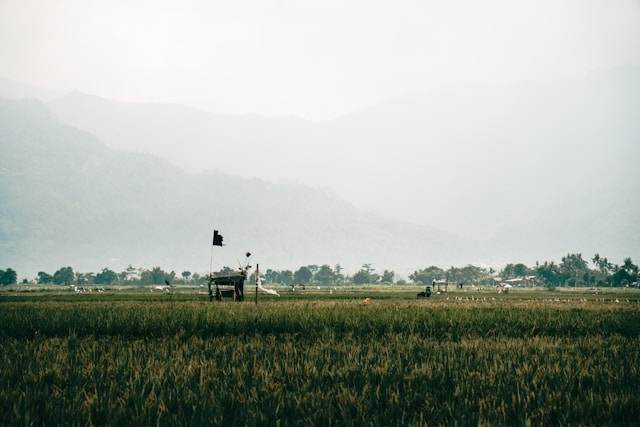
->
1, 0, 639, 120
1, 0, 639, 273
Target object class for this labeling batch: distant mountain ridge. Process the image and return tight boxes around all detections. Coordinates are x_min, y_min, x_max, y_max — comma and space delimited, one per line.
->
0, 98, 473, 275
0, 77, 62, 102
1, 67, 638, 271
43, 67, 640, 263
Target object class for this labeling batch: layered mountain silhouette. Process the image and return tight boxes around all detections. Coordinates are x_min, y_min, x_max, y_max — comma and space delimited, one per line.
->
45, 67, 640, 263
0, 98, 471, 275
1, 67, 638, 275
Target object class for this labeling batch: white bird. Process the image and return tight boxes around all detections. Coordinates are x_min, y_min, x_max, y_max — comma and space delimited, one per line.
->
258, 285, 280, 296
256, 274, 280, 296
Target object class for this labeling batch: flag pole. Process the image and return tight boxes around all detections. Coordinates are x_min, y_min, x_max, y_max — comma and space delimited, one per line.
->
209, 244, 214, 277
208, 230, 214, 301
209, 229, 223, 301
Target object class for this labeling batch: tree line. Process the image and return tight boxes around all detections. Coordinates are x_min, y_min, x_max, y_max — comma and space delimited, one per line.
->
410, 253, 639, 288
1, 253, 638, 287
0, 268, 17, 285
258, 263, 395, 286
4, 264, 395, 287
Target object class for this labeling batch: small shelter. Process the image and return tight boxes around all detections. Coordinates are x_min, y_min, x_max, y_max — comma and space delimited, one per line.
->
433, 279, 449, 293
208, 270, 247, 302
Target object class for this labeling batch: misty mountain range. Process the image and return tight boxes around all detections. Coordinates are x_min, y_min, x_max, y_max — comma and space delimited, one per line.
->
0, 97, 471, 275
1, 67, 638, 275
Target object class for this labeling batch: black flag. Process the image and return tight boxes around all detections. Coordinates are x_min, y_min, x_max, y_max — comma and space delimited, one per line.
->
212, 230, 224, 246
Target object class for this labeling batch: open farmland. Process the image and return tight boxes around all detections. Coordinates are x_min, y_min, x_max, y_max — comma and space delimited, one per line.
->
1, 289, 639, 425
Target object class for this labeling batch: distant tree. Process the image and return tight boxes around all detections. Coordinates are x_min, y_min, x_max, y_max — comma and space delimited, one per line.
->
592, 254, 607, 272
610, 258, 638, 286
76, 272, 95, 285
37, 271, 53, 284
535, 262, 564, 287
513, 263, 528, 277
119, 265, 138, 283
446, 265, 490, 285
95, 268, 118, 285
500, 263, 527, 279
53, 267, 74, 285
589, 254, 611, 285
140, 267, 170, 285
622, 257, 639, 276
315, 264, 336, 285
264, 269, 278, 284
560, 253, 589, 286
0, 268, 17, 285
501, 264, 515, 279
277, 270, 293, 285
381, 270, 395, 284
352, 264, 379, 284
361, 264, 373, 273
351, 271, 369, 284
369, 268, 380, 283
248, 272, 257, 285
610, 268, 631, 287
294, 266, 312, 284
191, 272, 208, 285
333, 264, 345, 284
118, 271, 128, 283
351, 270, 369, 284
409, 266, 445, 285
181, 271, 191, 282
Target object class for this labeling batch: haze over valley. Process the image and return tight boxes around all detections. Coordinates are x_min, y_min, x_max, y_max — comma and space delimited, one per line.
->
0, 0, 638, 275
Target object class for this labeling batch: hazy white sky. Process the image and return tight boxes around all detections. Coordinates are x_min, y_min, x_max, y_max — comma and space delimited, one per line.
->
1, 0, 639, 119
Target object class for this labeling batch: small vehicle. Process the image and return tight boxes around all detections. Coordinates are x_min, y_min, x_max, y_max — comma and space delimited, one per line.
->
417, 286, 432, 299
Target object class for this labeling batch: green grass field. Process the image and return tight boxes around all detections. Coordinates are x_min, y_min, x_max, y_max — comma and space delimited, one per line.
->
1, 288, 639, 425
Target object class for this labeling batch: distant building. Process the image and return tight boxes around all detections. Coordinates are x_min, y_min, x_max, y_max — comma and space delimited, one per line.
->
503, 276, 537, 287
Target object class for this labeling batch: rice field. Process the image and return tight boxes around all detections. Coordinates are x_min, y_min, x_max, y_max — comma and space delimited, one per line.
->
1, 289, 639, 425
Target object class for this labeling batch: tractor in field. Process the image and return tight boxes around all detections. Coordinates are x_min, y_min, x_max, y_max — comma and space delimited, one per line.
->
417, 286, 432, 299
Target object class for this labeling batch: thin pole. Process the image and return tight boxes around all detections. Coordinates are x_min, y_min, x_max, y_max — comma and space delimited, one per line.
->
209, 244, 214, 277
208, 231, 215, 301
255, 263, 259, 305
